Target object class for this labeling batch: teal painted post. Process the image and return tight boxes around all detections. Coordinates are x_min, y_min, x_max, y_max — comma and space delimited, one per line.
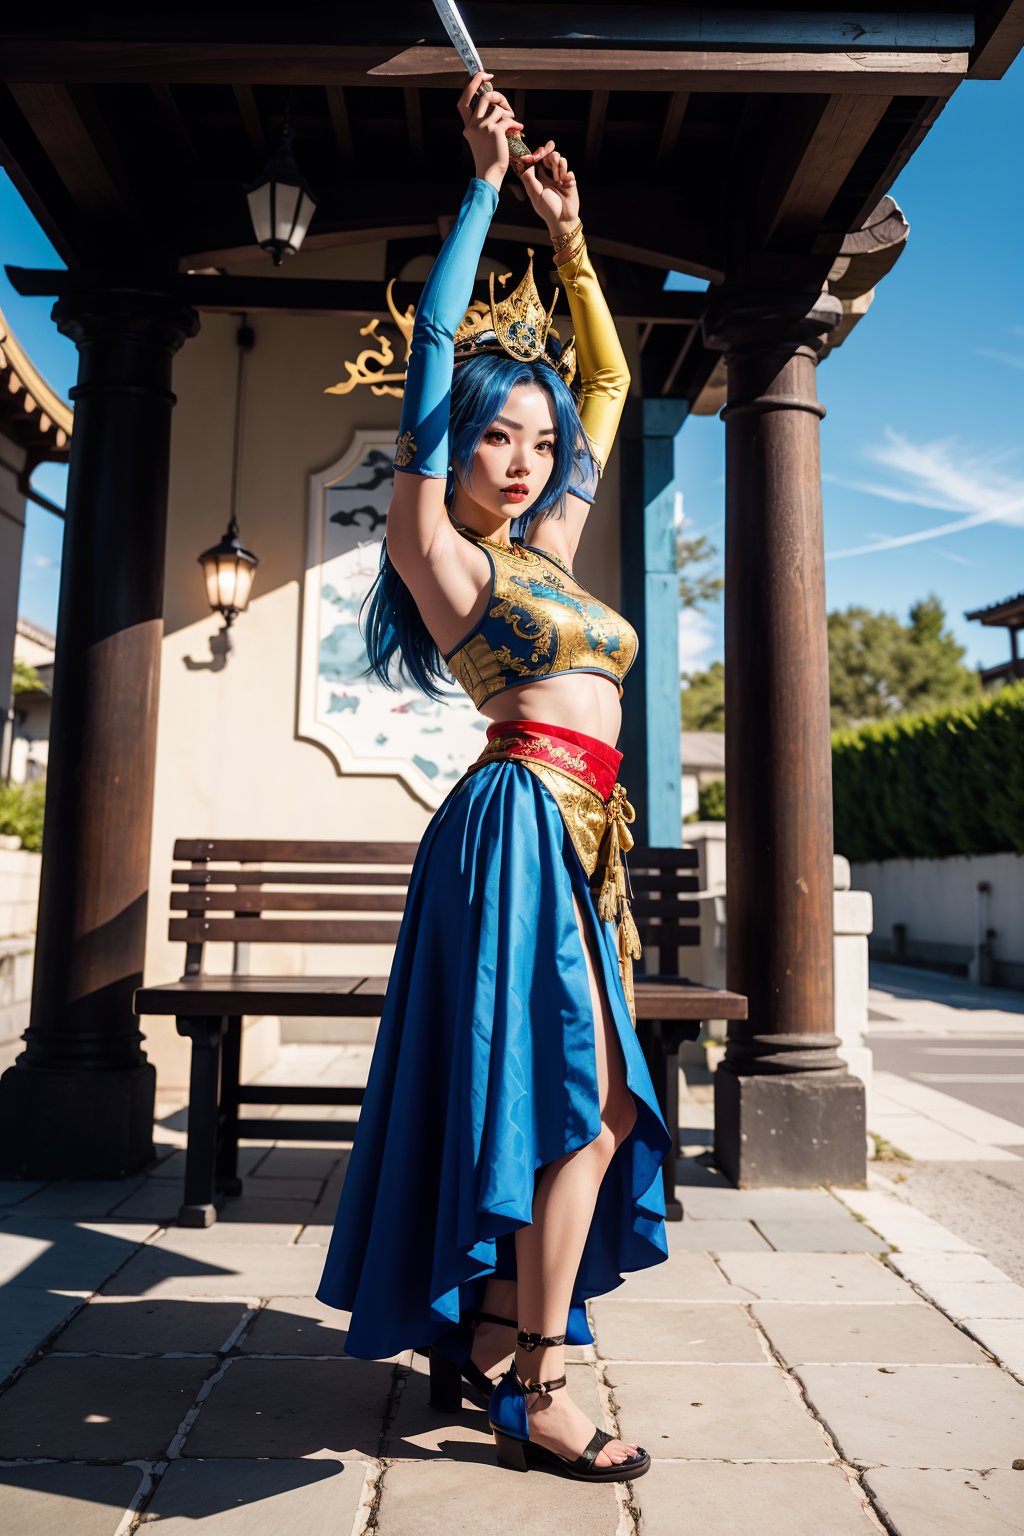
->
619, 397, 689, 847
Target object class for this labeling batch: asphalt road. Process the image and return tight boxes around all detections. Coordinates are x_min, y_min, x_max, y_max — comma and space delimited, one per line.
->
869, 1034, 1024, 1130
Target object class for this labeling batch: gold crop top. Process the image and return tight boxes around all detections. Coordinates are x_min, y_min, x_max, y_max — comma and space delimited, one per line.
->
443, 527, 639, 709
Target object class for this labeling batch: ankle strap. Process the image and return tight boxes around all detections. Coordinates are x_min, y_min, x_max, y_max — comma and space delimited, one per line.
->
512, 1359, 567, 1396
465, 1308, 516, 1329
517, 1330, 566, 1351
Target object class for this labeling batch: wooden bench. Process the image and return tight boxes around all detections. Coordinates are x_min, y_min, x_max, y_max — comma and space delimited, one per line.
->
628, 845, 748, 1218
134, 838, 745, 1226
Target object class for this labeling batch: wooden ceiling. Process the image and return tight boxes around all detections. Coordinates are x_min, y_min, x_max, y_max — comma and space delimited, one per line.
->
2, 4, 1021, 405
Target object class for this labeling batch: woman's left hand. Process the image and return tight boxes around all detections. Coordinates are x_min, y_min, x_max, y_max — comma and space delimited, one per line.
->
519, 140, 580, 235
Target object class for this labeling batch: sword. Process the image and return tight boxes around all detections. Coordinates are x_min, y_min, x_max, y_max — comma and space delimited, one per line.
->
430, 0, 533, 178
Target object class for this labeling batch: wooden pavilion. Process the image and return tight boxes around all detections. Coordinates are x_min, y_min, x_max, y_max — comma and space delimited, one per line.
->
1, 4, 1021, 1186
966, 592, 1024, 686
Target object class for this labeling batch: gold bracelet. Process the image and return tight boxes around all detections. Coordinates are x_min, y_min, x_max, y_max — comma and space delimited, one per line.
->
553, 233, 586, 270
550, 219, 583, 253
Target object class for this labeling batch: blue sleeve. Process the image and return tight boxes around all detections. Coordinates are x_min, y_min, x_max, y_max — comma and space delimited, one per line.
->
393, 177, 499, 479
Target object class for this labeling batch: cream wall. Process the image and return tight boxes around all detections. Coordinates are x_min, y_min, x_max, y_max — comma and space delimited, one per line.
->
144, 235, 629, 1087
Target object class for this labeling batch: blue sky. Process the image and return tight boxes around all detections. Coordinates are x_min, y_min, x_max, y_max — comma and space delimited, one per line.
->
3, 55, 1022, 673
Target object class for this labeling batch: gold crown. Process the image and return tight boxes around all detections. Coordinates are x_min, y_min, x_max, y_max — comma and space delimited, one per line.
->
452, 249, 577, 386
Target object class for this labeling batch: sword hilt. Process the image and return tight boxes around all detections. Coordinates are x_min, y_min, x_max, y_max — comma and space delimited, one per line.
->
475, 80, 530, 192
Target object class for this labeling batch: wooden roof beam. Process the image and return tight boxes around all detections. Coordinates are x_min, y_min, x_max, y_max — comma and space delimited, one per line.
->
0, 44, 970, 95
324, 86, 354, 162
755, 93, 893, 250
232, 84, 266, 155
656, 93, 690, 171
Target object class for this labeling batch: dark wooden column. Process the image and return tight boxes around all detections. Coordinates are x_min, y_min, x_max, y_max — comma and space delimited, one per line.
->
0, 287, 199, 1179
702, 284, 865, 1187
619, 397, 689, 847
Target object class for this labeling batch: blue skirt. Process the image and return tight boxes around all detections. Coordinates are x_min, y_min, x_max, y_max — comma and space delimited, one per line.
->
315, 758, 673, 1360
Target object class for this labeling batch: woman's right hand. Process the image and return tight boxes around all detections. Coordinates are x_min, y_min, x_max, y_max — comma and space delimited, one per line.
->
458, 71, 524, 192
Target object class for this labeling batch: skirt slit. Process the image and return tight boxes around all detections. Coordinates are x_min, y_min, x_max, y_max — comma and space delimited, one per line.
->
315, 758, 672, 1361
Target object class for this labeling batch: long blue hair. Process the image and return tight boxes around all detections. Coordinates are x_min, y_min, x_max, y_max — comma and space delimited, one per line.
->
361, 352, 596, 700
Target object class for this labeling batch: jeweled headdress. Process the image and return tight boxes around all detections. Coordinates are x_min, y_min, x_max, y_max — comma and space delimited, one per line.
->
453, 249, 577, 386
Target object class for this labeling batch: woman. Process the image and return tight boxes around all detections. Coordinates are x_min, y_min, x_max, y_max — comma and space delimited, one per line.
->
316, 72, 671, 1482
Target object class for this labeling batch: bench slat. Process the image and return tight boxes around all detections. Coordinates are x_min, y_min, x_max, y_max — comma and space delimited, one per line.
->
168, 917, 402, 945
174, 838, 420, 863
173, 868, 413, 887
170, 890, 408, 913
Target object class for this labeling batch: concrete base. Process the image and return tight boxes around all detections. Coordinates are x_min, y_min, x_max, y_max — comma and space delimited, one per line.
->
714, 1067, 866, 1188
0, 1061, 156, 1178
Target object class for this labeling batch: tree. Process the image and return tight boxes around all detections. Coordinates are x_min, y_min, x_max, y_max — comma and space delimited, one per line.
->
679, 594, 980, 733
11, 658, 42, 695
676, 528, 724, 611
827, 594, 980, 729
681, 659, 725, 730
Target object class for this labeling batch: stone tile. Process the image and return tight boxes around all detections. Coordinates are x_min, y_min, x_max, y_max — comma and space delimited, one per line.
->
390, 1358, 605, 1459
0, 1464, 144, 1536
250, 1147, 347, 1181
890, 1252, 1012, 1287
148, 1145, 274, 1182
609, 1363, 831, 1461
717, 1253, 918, 1304
0, 1354, 215, 1459
960, 1319, 1024, 1377
614, 1252, 749, 1301
918, 1282, 1024, 1321
378, 1456, 620, 1531
151, 1221, 305, 1247
590, 1301, 763, 1362
834, 1189, 977, 1252
635, 1462, 879, 1536
795, 1364, 1024, 1468
15, 1177, 147, 1218
141, 1457, 366, 1535
101, 1184, 184, 1223
753, 1220, 889, 1254
184, 1355, 392, 1461
226, 1177, 326, 1201
215, 1198, 317, 1224
753, 1303, 989, 1366
0, 1290, 84, 1381
666, 1219, 771, 1252
100, 1241, 325, 1298
0, 1179, 46, 1206
865, 1468, 1024, 1536
296, 1224, 333, 1246
677, 1187, 845, 1221
0, 1218, 156, 1292
52, 1297, 250, 1355
676, 1158, 732, 1189
241, 1296, 355, 1356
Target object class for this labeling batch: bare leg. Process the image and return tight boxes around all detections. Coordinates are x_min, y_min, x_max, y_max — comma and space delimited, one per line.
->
510, 890, 639, 1467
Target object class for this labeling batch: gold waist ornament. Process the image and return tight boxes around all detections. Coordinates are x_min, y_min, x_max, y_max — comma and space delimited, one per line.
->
466, 738, 643, 1025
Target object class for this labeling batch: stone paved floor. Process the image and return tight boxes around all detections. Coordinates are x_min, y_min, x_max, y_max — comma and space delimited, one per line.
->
2, 1047, 1024, 1535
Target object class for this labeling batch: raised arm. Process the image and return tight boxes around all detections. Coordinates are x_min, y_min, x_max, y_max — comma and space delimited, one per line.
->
386, 73, 521, 569
517, 144, 630, 558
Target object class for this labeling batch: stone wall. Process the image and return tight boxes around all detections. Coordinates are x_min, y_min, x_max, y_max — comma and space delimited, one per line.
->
0, 837, 40, 1059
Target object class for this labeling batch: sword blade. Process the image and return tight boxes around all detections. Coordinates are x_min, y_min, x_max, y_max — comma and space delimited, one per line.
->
431, 0, 485, 77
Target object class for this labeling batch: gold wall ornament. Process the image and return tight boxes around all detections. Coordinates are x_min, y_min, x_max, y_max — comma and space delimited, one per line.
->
324, 279, 416, 400
325, 258, 577, 402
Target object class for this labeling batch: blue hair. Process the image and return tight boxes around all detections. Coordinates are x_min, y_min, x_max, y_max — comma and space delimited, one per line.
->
360, 353, 596, 700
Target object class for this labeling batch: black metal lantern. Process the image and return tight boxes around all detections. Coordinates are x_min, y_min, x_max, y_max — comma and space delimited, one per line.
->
198, 520, 259, 627
244, 124, 316, 265
198, 318, 259, 636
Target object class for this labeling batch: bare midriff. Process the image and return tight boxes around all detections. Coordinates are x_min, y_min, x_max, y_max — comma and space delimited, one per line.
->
479, 671, 623, 751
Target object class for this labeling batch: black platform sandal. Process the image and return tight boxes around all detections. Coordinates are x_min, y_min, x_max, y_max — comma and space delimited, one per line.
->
488, 1330, 651, 1481
427, 1307, 517, 1411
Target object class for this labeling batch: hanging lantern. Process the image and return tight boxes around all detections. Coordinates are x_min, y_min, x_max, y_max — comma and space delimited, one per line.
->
244, 124, 316, 265
198, 522, 259, 627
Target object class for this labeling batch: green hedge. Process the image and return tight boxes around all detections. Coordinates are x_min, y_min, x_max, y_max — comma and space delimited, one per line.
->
0, 779, 46, 852
831, 681, 1024, 863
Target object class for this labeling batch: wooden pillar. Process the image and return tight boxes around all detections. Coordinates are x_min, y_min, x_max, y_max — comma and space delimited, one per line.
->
702, 284, 866, 1187
0, 287, 199, 1179
619, 397, 689, 847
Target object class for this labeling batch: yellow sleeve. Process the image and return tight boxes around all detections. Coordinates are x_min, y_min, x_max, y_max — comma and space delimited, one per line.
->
553, 239, 630, 475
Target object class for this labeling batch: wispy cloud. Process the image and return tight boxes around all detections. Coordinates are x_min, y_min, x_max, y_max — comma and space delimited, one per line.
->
974, 347, 1024, 371
824, 427, 1024, 559
679, 607, 717, 671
